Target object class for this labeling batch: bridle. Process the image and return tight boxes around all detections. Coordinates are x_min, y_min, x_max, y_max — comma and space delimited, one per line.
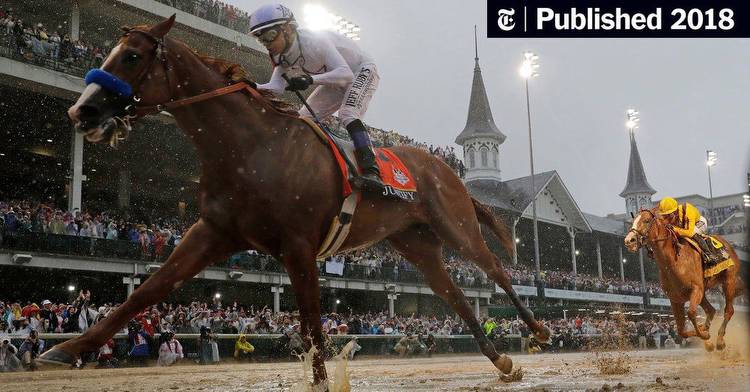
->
82, 28, 260, 145
628, 209, 675, 252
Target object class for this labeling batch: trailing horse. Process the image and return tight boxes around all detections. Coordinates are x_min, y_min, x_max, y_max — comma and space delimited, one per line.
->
625, 208, 745, 351
39, 16, 550, 386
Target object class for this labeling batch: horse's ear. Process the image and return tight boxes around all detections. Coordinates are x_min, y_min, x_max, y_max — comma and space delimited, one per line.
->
149, 14, 176, 39
630, 212, 635, 219
121, 26, 133, 33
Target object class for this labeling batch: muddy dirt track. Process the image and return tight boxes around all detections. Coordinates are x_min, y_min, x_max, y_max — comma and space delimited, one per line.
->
1, 346, 748, 391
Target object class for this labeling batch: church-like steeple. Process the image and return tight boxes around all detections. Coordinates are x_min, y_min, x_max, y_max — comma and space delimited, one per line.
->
455, 27, 505, 183
620, 130, 656, 197
454, 26, 506, 146
620, 129, 656, 214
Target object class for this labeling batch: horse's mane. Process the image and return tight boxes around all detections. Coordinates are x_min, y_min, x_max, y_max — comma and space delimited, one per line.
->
196, 55, 299, 116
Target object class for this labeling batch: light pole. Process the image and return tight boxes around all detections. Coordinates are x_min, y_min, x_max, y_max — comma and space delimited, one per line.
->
706, 150, 717, 232
520, 52, 541, 282
626, 109, 647, 300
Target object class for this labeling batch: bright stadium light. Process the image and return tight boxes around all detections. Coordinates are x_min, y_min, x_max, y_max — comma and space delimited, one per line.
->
626, 109, 640, 131
67, 285, 75, 292
519, 51, 540, 79
622, 258, 627, 263
743, 194, 750, 208
515, 238, 520, 243
303, 4, 360, 40
214, 293, 221, 299
303, 4, 335, 30
706, 150, 717, 167
706, 150, 717, 231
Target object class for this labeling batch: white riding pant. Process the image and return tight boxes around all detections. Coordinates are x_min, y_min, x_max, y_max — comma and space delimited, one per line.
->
695, 216, 708, 235
299, 63, 379, 127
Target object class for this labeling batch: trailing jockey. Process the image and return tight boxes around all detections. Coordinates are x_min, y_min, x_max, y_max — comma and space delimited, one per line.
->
657, 197, 723, 264
249, 3, 383, 191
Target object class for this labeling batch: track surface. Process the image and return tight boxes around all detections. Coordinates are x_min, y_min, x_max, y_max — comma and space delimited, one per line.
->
1, 347, 747, 391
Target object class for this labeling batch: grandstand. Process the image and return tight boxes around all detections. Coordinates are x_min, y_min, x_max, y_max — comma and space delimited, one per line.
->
0, 0, 747, 323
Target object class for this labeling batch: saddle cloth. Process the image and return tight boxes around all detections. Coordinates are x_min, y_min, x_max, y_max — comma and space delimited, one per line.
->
682, 236, 734, 278
300, 118, 418, 201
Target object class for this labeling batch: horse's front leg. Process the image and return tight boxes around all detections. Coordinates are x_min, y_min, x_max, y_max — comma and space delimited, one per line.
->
38, 219, 236, 365
686, 285, 710, 340
280, 237, 328, 390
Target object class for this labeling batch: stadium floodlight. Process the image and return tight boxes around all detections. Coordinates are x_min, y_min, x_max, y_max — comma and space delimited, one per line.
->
626, 108, 640, 131
515, 238, 520, 243
575, 250, 580, 256
67, 285, 76, 292
706, 150, 717, 231
743, 194, 750, 208
214, 293, 221, 299
706, 150, 717, 167
335, 299, 341, 304
519, 51, 542, 281
519, 51, 540, 79
303, 4, 360, 40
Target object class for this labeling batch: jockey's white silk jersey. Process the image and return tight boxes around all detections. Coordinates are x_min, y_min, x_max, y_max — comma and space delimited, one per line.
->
257, 29, 376, 95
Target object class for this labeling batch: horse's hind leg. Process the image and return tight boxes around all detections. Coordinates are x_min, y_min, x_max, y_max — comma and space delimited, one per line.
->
38, 219, 235, 365
388, 226, 513, 374
716, 272, 738, 351
424, 197, 549, 342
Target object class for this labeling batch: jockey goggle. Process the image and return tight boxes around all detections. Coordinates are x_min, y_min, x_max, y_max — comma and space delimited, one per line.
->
253, 26, 282, 45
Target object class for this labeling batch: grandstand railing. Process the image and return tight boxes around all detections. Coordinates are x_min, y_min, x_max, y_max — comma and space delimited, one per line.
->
0, 30, 99, 79
0, 231, 495, 290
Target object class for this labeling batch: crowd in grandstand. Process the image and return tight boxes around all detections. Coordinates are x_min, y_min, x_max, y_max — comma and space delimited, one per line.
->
1, 198, 672, 297
0, 10, 108, 68
155, 0, 251, 33
0, 289, 685, 371
1, 293, 678, 342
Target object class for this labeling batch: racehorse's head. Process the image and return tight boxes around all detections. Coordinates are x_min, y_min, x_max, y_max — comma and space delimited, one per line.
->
68, 15, 176, 145
624, 209, 660, 252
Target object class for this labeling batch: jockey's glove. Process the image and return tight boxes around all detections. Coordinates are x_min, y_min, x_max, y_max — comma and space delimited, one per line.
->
285, 74, 314, 91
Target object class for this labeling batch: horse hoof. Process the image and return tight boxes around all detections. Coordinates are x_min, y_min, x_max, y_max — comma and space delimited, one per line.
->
716, 341, 726, 351
703, 341, 715, 352
535, 327, 552, 345
493, 354, 513, 374
37, 348, 76, 368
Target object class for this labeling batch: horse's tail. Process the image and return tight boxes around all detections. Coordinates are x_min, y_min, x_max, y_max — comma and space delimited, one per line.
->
471, 197, 514, 262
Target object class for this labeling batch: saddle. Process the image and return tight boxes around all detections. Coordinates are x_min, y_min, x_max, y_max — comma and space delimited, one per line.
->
297, 118, 419, 261
681, 235, 733, 278
299, 118, 418, 202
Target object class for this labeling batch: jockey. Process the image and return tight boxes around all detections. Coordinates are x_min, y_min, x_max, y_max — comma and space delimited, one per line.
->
657, 197, 720, 263
249, 4, 383, 190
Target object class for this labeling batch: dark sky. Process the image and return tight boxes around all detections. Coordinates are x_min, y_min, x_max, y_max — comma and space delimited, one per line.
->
228, 1, 750, 215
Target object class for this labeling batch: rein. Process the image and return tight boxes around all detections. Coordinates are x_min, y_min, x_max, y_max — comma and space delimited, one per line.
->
85, 29, 267, 122
630, 209, 678, 255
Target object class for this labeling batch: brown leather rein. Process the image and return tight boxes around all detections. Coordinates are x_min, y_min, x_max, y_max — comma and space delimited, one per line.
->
120, 29, 273, 119
629, 209, 677, 252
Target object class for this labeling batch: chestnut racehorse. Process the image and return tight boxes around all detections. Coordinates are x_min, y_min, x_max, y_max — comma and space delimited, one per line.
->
625, 208, 745, 351
39, 16, 550, 386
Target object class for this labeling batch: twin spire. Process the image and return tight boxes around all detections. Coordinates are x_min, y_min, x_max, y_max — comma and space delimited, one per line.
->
454, 26, 506, 145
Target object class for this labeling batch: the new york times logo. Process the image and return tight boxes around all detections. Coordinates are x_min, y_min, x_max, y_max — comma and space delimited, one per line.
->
497, 9, 516, 31
486, 0, 750, 38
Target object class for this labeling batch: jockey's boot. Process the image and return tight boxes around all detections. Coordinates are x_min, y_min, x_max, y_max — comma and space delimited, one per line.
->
693, 235, 721, 264
346, 119, 384, 191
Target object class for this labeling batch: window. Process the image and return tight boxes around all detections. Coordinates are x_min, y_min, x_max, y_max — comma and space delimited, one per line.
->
468, 149, 476, 168
492, 150, 498, 168
480, 148, 488, 167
